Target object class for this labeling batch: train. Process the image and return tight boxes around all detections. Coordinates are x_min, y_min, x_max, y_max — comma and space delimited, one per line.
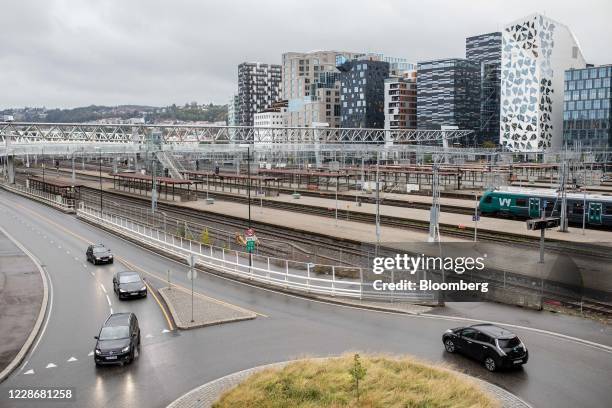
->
479, 187, 612, 228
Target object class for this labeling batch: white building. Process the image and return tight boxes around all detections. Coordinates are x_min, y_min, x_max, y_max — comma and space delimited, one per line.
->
227, 93, 239, 126
253, 111, 285, 127
500, 13, 586, 151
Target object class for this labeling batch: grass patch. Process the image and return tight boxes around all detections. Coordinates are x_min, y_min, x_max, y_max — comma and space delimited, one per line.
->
213, 354, 500, 408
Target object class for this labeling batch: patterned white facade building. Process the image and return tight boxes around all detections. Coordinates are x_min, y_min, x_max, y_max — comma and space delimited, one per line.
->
500, 13, 586, 151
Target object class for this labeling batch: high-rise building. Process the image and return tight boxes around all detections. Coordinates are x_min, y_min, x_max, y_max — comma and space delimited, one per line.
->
227, 93, 239, 126
238, 62, 282, 127
282, 50, 362, 127
337, 53, 414, 76
563, 65, 612, 149
384, 70, 417, 130
466, 32, 502, 145
500, 13, 586, 151
338, 59, 389, 128
416, 58, 480, 133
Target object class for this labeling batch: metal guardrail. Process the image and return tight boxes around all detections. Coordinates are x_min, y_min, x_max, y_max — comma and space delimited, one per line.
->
77, 204, 432, 301
0, 182, 75, 212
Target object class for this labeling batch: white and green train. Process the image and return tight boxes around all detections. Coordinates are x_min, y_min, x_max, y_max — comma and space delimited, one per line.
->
479, 187, 612, 228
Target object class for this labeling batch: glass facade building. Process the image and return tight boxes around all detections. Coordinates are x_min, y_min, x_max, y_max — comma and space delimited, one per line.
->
339, 60, 390, 128
466, 32, 502, 145
563, 65, 612, 149
416, 58, 480, 133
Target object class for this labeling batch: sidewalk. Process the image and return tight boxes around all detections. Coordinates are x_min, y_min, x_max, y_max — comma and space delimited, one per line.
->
0, 229, 45, 377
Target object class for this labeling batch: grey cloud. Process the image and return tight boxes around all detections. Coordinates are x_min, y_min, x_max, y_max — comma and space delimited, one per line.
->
1, 0, 610, 108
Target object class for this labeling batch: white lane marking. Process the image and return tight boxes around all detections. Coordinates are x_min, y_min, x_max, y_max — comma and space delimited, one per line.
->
45, 363, 57, 368
145, 334, 153, 338
66, 250, 70, 255
88, 351, 94, 357
82, 263, 88, 268
67, 357, 78, 362
74, 257, 79, 261
100, 284, 107, 294
89, 271, 95, 277
19, 360, 29, 372
23, 369, 34, 375
110, 307, 114, 314
161, 329, 170, 334
105, 295, 112, 307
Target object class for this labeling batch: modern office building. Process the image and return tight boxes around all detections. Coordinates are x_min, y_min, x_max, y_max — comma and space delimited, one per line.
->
282, 50, 362, 127
466, 32, 502, 145
384, 70, 417, 130
336, 53, 414, 76
227, 93, 239, 126
416, 58, 480, 133
338, 59, 390, 128
500, 13, 586, 151
563, 65, 612, 149
237, 62, 282, 127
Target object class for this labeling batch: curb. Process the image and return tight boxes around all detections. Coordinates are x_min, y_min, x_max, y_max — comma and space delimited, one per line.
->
157, 286, 256, 330
0, 225, 50, 383
166, 357, 533, 408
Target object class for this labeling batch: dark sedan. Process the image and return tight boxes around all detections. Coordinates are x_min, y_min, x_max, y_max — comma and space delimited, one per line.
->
442, 323, 528, 372
86, 244, 113, 265
113, 271, 147, 299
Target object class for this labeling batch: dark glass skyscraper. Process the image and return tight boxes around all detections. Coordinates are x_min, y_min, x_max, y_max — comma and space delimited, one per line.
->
339, 59, 390, 128
416, 58, 480, 134
466, 32, 502, 145
563, 65, 612, 149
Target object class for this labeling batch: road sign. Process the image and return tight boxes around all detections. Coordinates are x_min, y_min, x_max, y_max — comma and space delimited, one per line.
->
187, 254, 196, 267
187, 269, 198, 280
526, 217, 560, 231
472, 215, 480, 221
246, 240, 255, 253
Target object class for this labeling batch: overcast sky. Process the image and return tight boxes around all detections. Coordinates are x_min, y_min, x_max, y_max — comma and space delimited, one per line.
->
1, 0, 611, 109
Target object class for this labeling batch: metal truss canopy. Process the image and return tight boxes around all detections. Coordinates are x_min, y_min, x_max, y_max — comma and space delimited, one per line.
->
0, 122, 473, 146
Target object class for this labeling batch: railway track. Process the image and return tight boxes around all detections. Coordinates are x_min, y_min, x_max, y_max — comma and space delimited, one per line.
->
17, 169, 612, 261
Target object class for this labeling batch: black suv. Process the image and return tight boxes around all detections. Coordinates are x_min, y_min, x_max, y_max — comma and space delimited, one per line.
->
86, 244, 113, 265
442, 323, 528, 371
113, 271, 147, 299
94, 313, 140, 366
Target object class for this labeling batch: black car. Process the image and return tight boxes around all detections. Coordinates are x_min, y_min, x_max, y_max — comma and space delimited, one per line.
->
113, 271, 147, 299
94, 313, 140, 366
442, 323, 528, 372
86, 244, 113, 265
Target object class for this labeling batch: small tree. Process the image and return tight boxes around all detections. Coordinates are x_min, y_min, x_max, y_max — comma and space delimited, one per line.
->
348, 354, 367, 403
200, 228, 210, 245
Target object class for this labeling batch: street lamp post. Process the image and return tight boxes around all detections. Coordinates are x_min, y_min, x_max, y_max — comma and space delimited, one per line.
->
247, 146, 251, 228
97, 149, 103, 214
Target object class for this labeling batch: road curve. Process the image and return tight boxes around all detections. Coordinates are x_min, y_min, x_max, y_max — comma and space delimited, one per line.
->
0, 190, 610, 408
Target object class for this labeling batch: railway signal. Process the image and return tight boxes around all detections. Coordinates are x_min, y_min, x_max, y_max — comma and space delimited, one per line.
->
526, 217, 560, 264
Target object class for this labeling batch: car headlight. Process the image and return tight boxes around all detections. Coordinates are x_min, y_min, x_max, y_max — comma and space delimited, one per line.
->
140, 286, 147, 291
121, 346, 130, 353
109, 255, 113, 258
95, 257, 101, 260
119, 289, 126, 292
95, 349, 101, 355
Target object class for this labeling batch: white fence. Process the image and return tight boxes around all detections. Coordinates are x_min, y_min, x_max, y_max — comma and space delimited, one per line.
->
0, 182, 75, 212
77, 204, 433, 302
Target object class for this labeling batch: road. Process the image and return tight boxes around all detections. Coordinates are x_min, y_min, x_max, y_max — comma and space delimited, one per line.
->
0, 189, 610, 408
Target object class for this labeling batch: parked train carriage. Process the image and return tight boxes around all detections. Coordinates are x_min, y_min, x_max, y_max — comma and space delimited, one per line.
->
479, 188, 612, 228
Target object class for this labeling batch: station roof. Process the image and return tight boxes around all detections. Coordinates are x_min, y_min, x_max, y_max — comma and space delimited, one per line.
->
112, 172, 192, 185
182, 170, 278, 181
28, 176, 83, 188
258, 168, 351, 177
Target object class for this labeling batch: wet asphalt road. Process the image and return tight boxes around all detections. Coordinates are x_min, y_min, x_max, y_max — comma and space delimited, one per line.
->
0, 190, 610, 408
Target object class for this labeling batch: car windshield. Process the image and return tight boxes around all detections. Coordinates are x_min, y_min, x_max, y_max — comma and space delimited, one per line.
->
119, 274, 141, 284
99, 326, 129, 340
93, 247, 108, 253
498, 337, 521, 348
